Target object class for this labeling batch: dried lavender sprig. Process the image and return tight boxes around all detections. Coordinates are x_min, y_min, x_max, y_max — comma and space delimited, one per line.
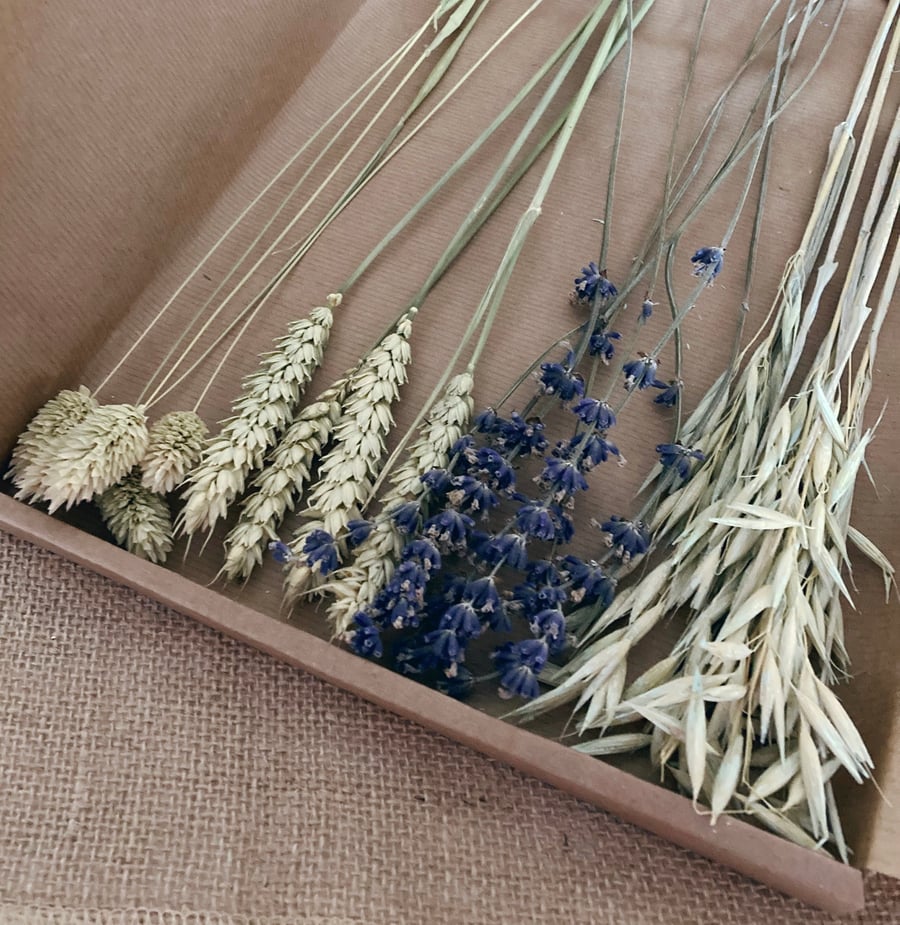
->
173, 7, 578, 558
496, 0, 831, 418
98, 469, 174, 563
334, 0, 787, 690
585, 0, 844, 336
514, 0, 852, 702
220, 12, 603, 584
278, 2, 657, 607
326, 1, 662, 643
220, 381, 348, 582
177, 296, 338, 536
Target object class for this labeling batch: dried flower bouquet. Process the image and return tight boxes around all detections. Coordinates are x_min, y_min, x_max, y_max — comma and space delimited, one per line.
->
4, 0, 895, 866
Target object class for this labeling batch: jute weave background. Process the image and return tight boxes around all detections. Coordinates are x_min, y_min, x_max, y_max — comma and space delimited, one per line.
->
0, 529, 898, 924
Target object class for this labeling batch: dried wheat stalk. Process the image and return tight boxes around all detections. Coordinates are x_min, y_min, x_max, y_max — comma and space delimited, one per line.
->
220, 381, 348, 581
283, 308, 416, 607
177, 296, 339, 536
325, 370, 474, 634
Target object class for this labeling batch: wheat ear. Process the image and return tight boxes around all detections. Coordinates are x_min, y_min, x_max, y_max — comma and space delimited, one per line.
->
177, 295, 339, 536
325, 371, 474, 634
283, 308, 416, 607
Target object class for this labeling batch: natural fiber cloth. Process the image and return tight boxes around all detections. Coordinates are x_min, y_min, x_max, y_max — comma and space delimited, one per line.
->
0, 529, 897, 925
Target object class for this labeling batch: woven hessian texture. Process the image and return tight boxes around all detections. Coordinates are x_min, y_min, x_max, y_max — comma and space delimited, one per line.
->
1, 529, 898, 925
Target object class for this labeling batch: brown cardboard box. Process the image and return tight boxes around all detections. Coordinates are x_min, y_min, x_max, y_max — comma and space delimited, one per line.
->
2, 0, 898, 912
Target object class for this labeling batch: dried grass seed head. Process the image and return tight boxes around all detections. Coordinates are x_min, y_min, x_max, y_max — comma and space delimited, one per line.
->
321, 370, 473, 632
8, 387, 98, 499
39, 403, 149, 513
284, 309, 417, 601
98, 469, 174, 563
141, 410, 209, 494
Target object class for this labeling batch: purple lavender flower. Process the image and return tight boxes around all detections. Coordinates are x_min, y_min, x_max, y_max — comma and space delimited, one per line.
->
529, 607, 567, 654
424, 627, 464, 666
539, 455, 589, 497
268, 540, 295, 564
423, 509, 474, 551
495, 413, 547, 456
439, 602, 483, 642
482, 531, 529, 570
473, 447, 518, 492
568, 432, 620, 468
539, 354, 585, 402
346, 519, 373, 547
527, 559, 560, 587
390, 501, 421, 535
464, 575, 503, 617
599, 516, 651, 562
572, 397, 616, 429
448, 474, 499, 517
652, 378, 682, 407
389, 597, 419, 631
558, 555, 616, 608
421, 467, 453, 499
493, 638, 550, 700
690, 246, 725, 284
401, 538, 442, 572
510, 559, 566, 618
370, 558, 430, 629
551, 505, 575, 543
515, 502, 558, 541
511, 576, 567, 618
345, 613, 383, 658
623, 355, 660, 390
589, 325, 621, 363
466, 529, 492, 563
302, 529, 340, 575
449, 435, 477, 458
656, 442, 707, 479
641, 297, 656, 320
574, 261, 618, 303
474, 407, 500, 434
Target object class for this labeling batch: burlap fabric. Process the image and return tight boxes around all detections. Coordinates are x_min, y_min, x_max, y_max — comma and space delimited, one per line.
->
0, 529, 897, 924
